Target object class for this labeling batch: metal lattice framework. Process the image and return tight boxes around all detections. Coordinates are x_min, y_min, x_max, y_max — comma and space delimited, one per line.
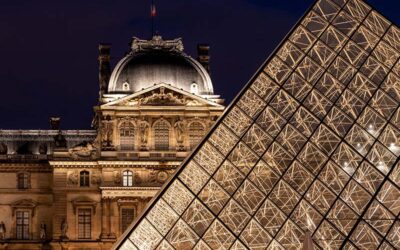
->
114, 0, 400, 249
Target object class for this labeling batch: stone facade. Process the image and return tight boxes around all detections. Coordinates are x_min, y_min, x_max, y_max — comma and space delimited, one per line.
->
0, 35, 224, 249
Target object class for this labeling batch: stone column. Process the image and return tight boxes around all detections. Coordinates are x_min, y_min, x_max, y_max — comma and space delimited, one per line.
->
100, 199, 108, 239
107, 199, 116, 238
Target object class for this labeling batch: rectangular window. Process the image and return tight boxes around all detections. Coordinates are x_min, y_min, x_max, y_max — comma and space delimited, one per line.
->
80, 171, 90, 187
78, 209, 91, 239
17, 173, 29, 189
16, 211, 29, 239
121, 208, 135, 233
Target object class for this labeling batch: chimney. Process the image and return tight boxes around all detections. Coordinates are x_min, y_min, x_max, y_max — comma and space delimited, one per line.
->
98, 43, 111, 97
50, 117, 61, 130
197, 44, 210, 74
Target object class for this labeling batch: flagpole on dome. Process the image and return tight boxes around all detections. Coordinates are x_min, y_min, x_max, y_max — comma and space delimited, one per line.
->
150, 0, 157, 38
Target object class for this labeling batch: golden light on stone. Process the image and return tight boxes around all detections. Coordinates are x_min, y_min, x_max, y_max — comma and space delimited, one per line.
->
115, 0, 400, 249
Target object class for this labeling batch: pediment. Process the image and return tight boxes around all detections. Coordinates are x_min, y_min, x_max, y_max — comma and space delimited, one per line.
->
71, 197, 98, 214
11, 199, 37, 216
11, 199, 37, 208
102, 83, 223, 108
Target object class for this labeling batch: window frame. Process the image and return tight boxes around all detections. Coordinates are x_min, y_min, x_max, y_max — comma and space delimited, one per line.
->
15, 210, 30, 240
120, 207, 136, 234
77, 208, 92, 239
119, 122, 135, 150
17, 172, 30, 189
80, 171, 90, 187
154, 120, 170, 151
122, 170, 134, 187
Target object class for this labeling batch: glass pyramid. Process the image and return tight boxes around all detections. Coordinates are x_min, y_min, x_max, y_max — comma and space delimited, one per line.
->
115, 0, 400, 249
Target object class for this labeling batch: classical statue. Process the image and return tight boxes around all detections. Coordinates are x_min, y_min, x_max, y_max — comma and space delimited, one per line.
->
60, 218, 68, 239
40, 222, 47, 240
0, 221, 6, 240
138, 121, 149, 145
68, 141, 98, 160
0, 143, 7, 155
54, 131, 67, 148
39, 143, 47, 155
174, 120, 185, 144
101, 116, 114, 148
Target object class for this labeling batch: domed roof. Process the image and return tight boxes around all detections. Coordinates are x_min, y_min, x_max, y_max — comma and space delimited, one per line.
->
107, 36, 213, 95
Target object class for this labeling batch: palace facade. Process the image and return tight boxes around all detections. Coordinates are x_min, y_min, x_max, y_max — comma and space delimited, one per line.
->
0, 35, 224, 249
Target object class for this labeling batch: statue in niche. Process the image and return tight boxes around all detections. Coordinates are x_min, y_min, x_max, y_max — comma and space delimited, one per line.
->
60, 218, 68, 239
138, 120, 149, 150
0, 221, 6, 240
101, 115, 114, 148
40, 222, 47, 240
67, 170, 79, 185
0, 143, 7, 155
174, 119, 185, 150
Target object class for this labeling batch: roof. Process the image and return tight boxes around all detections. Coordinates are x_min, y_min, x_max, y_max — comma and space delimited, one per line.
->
107, 36, 214, 96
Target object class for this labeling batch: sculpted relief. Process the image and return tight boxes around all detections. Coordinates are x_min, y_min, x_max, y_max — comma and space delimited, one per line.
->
91, 172, 102, 185
67, 170, 79, 186
122, 87, 204, 107
68, 141, 99, 160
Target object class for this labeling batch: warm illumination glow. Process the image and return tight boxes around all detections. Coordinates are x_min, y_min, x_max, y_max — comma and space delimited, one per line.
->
116, 1, 400, 249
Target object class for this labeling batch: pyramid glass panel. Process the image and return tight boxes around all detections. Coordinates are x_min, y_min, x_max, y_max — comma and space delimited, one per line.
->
114, 0, 400, 249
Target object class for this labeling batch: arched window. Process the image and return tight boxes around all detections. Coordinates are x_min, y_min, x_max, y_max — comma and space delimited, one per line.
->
188, 122, 206, 149
120, 122, 135, 150
80, 171, 90, 187
122, 170, 133, 187
154, 120, 170, 151
17, 172, 30, 189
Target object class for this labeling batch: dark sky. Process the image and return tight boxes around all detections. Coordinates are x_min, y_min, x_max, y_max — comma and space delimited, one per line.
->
0, 0, 399, 129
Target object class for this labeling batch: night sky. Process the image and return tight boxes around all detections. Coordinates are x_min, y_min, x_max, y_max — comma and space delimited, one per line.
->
1, 0, 399, 129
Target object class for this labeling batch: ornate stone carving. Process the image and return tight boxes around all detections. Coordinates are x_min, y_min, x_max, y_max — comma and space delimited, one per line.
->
123, 87, 195, 107
67, 170, 79, 185
156, 171, 169, 183
68, 141, 99, 160
131, 35, 184, 53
